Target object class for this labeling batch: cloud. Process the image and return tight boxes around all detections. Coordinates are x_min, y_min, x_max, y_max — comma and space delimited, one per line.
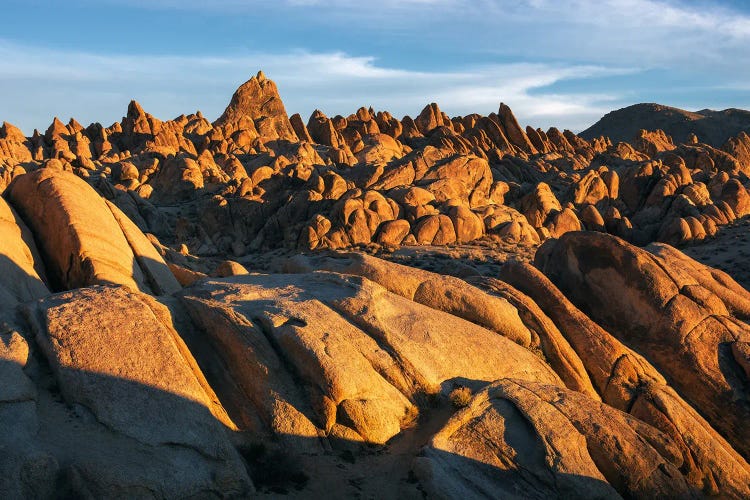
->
85, 0, 750, 70
500, 0, 750, 35
95, 0, 750, 38
2, 1, 748, 133
0, 40, 633, 133
101, 0, 458, 9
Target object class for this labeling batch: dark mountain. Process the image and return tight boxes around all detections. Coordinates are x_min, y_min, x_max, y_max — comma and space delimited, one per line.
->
580, 103, 750, 146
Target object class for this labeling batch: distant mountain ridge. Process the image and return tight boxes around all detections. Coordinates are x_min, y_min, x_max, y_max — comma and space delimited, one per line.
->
580, 103, 750, 147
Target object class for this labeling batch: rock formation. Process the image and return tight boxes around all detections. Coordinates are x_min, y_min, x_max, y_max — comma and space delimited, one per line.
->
581, 103, 750, 146
0, 72, 749, 497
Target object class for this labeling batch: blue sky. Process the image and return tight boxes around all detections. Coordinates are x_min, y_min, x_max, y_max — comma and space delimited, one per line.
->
2, 0, 749, 133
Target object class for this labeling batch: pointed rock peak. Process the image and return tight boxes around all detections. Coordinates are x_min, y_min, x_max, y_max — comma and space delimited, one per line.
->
310, 109, 328, 121
423, 103, 441, 115
497, 103, 536, 154
415, 103, 445, 134
290, 113, 313, 142
68, 118, 85, 133
45, 117, 68, 139
127, 100, 146, 120
563, 129, 589, 148
86, 122, 104, 135
1, 121, 26, 141
498, 103, 522, 127
229, 71, 278, 103
214, 71, 297, 141
400, 115, 423, 139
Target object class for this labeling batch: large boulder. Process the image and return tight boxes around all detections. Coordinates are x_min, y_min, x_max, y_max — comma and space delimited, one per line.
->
24, 285, 251, 497
181, 270, 561, 446
418, 155, 493, 207
447, 205, 484, 243
285, 252, 534, 347
105, 201, 181, 295
469, 275, 599, 399
356, 133, 405, 165
0, 197, 49, 324
213, 71, 298, 142
519, 182, 561, 228
7, 169, 155, 293
536, 231, 750, 460
415, 379, 696, 499
0, 329, 48, 499
148, 156, 204, 203
571, 170, 609, 205
500, 260, 750, 496
414, 214, 456, 245
374, 219, 411, 246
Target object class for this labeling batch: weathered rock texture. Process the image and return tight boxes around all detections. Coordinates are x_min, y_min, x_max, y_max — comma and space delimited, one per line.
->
536, 231, 750, 461
2, 73, 748, 256
180, 271, 561, 446
0, 72, 749, 498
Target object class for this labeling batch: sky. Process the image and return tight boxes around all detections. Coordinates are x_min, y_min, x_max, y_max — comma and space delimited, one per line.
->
1, 0, 749, 134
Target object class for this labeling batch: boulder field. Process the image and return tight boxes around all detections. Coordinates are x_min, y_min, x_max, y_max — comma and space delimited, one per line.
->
0, 166, 747, 497
0, 73, 749, 497
1, 71, 749, 257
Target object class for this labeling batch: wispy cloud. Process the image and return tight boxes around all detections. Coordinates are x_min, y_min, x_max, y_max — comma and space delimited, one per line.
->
88, 0, 750, 68
1, 1, 748, 133
0, 40, 633, 133
97, 0, 750, 37
498, 0, 750, 35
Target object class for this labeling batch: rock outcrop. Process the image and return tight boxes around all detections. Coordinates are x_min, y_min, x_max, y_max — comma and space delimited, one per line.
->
213, 70, 298, 142
14, 285, 252, 497
416, 379, 697, 499
1, 71, 750, 498
2, 73, 749, 253
181, 271, 561, 446
7, 169, 176, 295
536, 231, 750, 460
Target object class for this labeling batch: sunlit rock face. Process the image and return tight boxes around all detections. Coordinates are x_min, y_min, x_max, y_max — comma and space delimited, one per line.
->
1, 72, 750, 497
2, 73, 750, 256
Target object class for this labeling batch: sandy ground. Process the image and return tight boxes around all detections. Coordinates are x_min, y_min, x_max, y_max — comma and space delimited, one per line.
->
378, 237, 538, 278
681, 216, 750, 290
240, 237, 538, 279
